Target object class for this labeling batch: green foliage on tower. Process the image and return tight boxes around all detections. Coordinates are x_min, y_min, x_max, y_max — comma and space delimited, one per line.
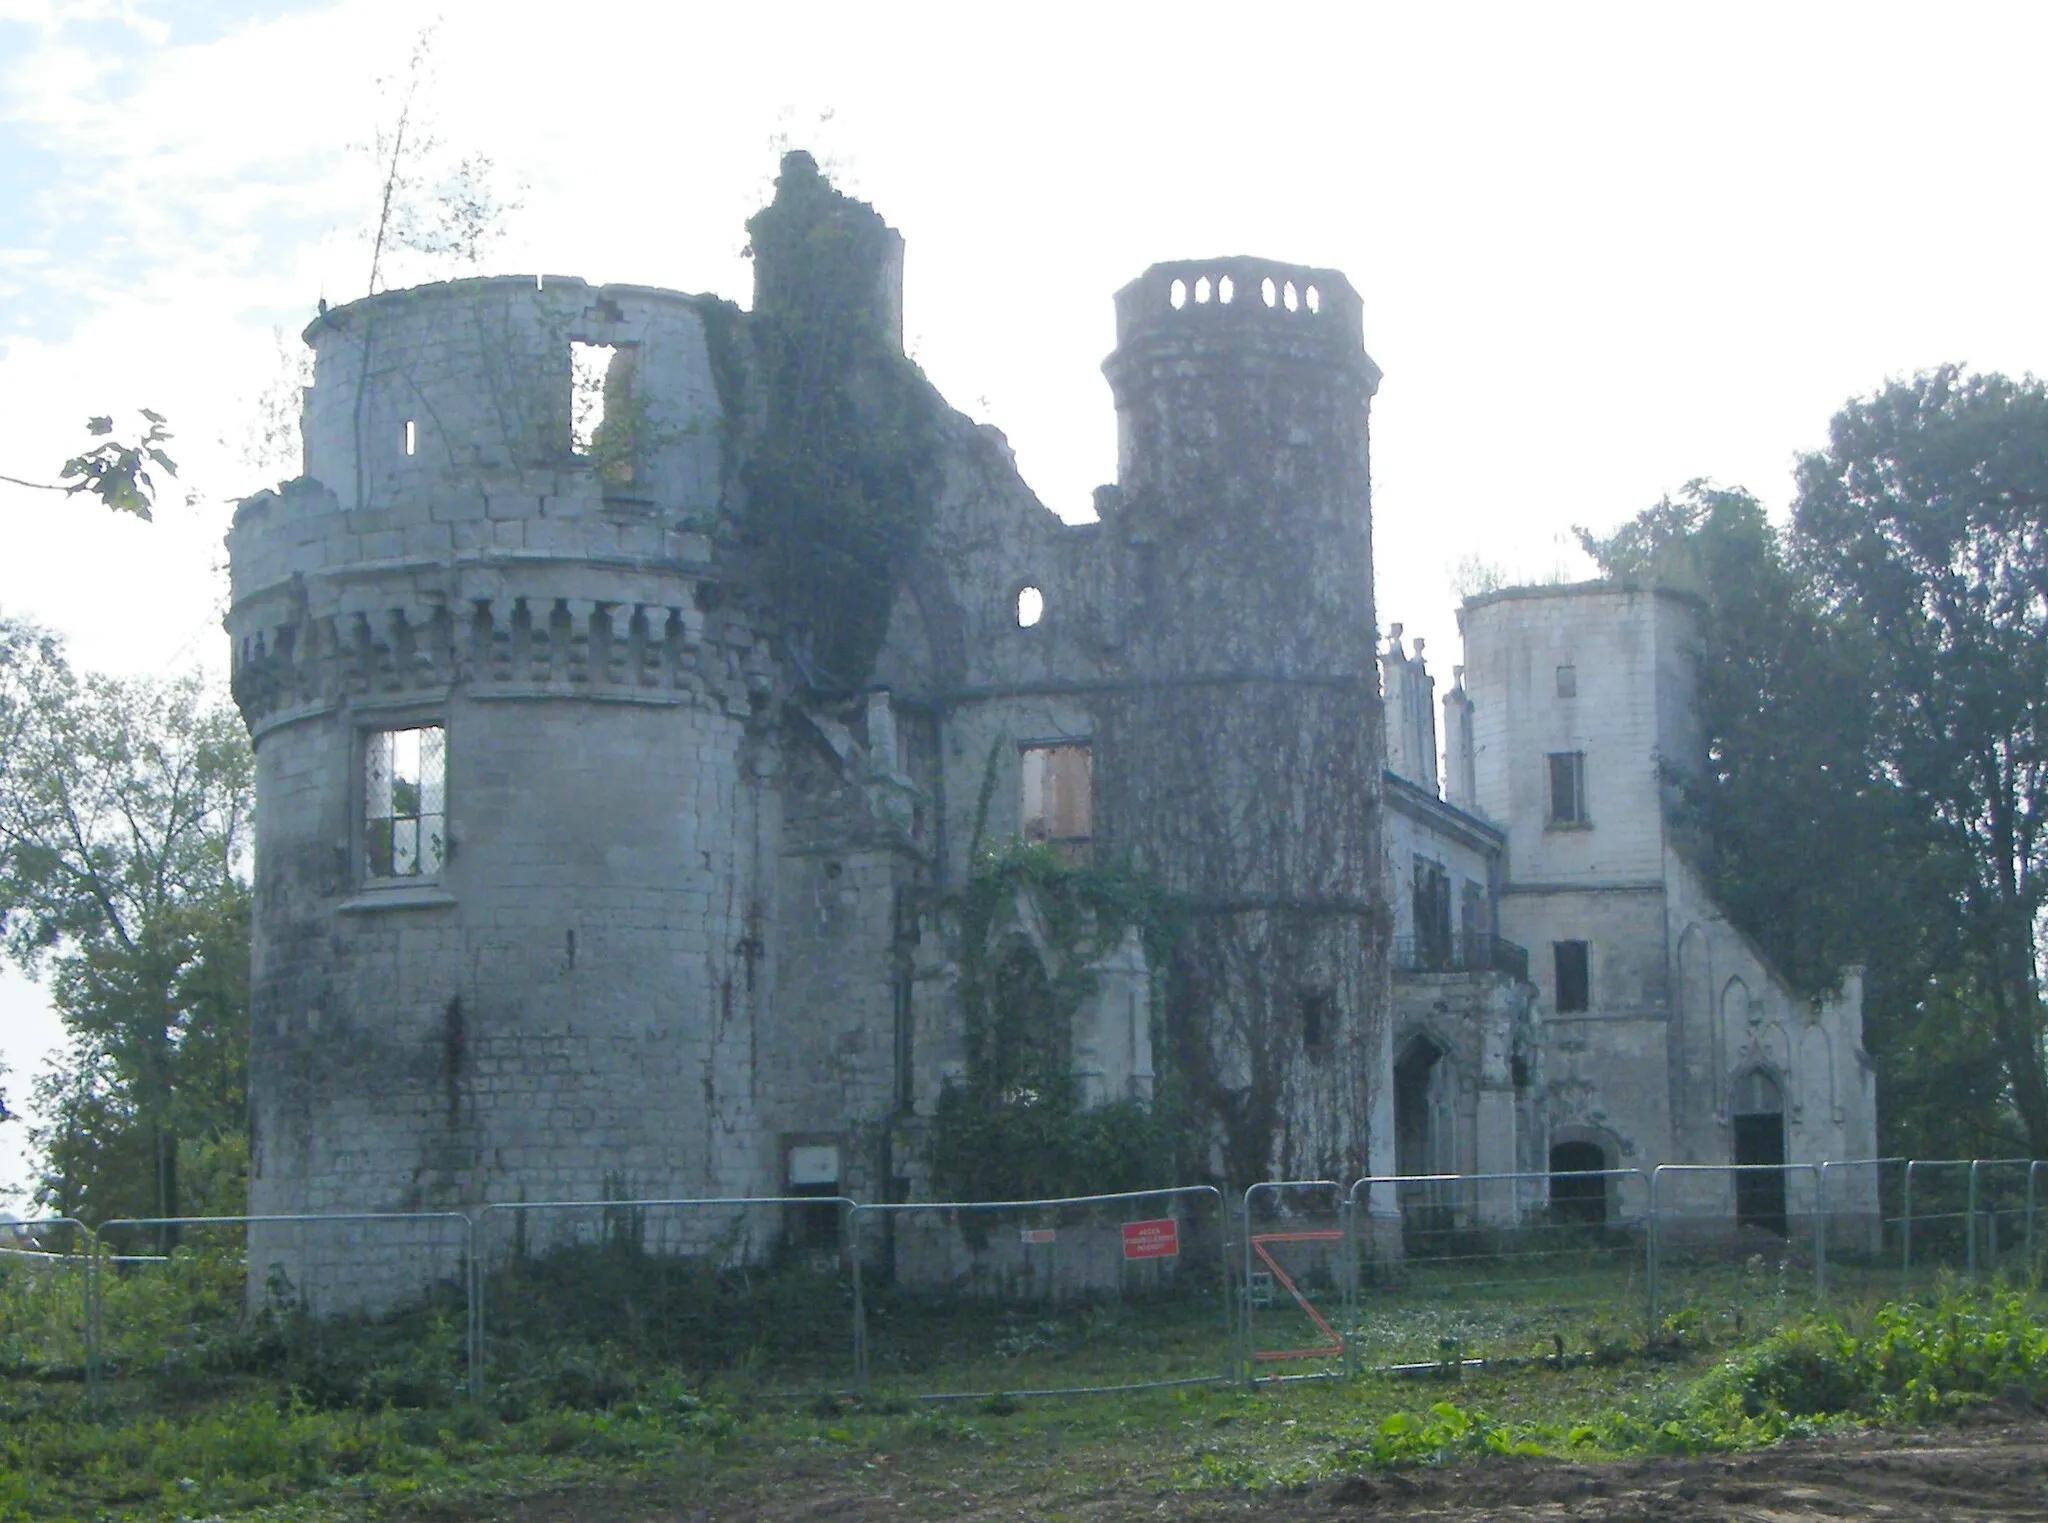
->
734, 152, 942, 691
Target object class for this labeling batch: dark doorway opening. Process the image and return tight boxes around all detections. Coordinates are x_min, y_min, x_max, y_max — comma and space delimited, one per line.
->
1731, 1069, 1788, 1236
1549, 1140, 1608, 1225
1394, 1038, 1445, 1180
1394, 1037, 1449, 1233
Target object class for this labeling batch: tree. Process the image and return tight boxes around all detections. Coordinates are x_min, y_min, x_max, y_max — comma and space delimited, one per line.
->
0, 617, 252, 1226
1793, 368, 2048, 1156
0, 411, 179, 519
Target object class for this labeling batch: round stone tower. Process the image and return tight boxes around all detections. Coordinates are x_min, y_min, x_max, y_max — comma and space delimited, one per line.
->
227, 276, 777, 1304
1094, 258, 1393, 1184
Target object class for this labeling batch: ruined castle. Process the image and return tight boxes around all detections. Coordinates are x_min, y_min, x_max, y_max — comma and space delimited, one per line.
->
225, 156, 1873, 1291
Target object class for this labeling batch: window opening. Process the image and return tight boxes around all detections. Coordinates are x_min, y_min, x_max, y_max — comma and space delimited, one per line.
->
1547, 751, 1587, 825
786, 1144, 842, 1251
1305, 284, 1321, 313
1300, 989, 1333, 1059
570, 340, 641, 475
1217, 274, 1235, 304
1169, 278, 1188, 309
1553, 940, 1590, 1012
1411, 858, 1452, 969
1015, 585, 1044, 628
1731, 1069, 1788, 1235
1283, 280, 1299, 311
1549, 1140, 1607, 1225
1020, 743, 1092, 844
364, 725, 446, 880
1261, 276, 1277, 307
403, 419, 418, 457
1555, 663, 1577, 698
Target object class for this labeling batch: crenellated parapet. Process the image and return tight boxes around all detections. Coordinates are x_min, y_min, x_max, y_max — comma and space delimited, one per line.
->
227, 477, 775, 737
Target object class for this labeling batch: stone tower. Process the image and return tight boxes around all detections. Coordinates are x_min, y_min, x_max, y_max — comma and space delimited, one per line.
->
226, 276, 779, 1297
1093, 259, 1393, 1184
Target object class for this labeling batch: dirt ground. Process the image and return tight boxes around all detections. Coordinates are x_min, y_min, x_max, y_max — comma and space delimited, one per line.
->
479, 1413, 2048, 1522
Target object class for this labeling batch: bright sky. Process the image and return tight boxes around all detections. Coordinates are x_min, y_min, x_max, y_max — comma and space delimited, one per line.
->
4, 0, 2048, 1204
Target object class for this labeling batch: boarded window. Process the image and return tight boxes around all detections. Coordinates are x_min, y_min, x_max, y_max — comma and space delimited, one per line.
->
1555, 663, 1577, 698
365, 725, 446, 880
1547, 751, 1587, 825
1554, 940, 1590, 1013
1020, 744, 1092, 841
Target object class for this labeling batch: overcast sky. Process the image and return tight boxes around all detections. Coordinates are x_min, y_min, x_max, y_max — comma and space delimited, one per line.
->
4, 0, 2048, 1203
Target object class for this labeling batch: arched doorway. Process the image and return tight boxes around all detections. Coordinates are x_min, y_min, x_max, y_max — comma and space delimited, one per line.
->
1393, 1035, 1451, 1231
1548, 1140, 1608, 1225
1731, 1068, 1787, 1236
1394, 1036, 1447, 1179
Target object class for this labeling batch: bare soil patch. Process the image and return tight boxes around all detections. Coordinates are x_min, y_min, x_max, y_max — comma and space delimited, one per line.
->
459, 1415, 2048, 1522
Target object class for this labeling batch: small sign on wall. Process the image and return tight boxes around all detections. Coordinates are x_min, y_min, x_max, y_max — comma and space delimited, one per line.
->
1019, 1227, 1056, 1244
1121, 1217, 1178, 1260
786, 1145, 840, 1187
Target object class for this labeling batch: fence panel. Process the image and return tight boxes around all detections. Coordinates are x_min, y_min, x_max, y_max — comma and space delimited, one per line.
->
1347, 1171, 1648, 1370
93, 1213, 471, 1404
475, 1197, 856, 1404
1814, 1158, 1903, 1308
1243, 1181, 1346, 1382
1649, 1164, 1822, 1344
1966, 1160, 2035, 1279
851, 1186, 1228, 1399
1899, 1160, 1978, 1287
0, 1218, 93, 1380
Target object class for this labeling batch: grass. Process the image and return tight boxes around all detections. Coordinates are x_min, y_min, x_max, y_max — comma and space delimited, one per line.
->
3, 1235, 2046, 1521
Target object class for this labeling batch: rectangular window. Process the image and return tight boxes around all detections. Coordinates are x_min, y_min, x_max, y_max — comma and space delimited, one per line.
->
403, 418, 418, 457
1299, 989, 1333, 1060
1411, 857, 1452, 968
1555, 663, 1576, 698
1020, 744, 1092, 842
1554, 940, 1590, 1012
364, 725, 446, 880
1547, 751, 1587, 825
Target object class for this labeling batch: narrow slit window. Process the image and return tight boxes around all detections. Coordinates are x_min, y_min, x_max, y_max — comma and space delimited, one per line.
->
403, 419, 418, 457
1020, 743, 1092, 843
365, 725, 446, 880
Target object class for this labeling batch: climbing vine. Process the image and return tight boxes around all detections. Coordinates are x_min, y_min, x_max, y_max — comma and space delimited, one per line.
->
731, 152, 943, 691
926, 840, 1191, 1201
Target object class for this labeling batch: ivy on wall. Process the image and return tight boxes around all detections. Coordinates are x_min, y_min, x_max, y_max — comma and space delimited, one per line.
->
732, 152, 942, 691
926, 841, 1187, 1201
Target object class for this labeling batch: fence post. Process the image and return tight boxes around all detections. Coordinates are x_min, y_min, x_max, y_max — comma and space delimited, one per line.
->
1814, 1163, 1828, 1306
2030, 1161, 2040, 1274
1645, 1167, 1661, 1339
848, 1204, 868, 1396
1966, 1159, 1980, 1278
464, 1213, 481, 1402
1902, 1160, 1916, 1292
82, 1220, 99, 1408
1211, 1187, 1234, 1388
1339, 1190, 1355, 1380
1241, 1187, 1257, 1388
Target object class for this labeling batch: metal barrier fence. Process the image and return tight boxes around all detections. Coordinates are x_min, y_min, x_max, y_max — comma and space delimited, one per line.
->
15, 1156, 2048, 1408
850, 1186, 1229, 1399
91, 1213, 472, 1405
0, 1218, 92, 1384
1244, 1180, 1347, 1382
472, 1196, 857, 1403
1649, 1164, 1823, 1340
1348, 1170, 1650, 1371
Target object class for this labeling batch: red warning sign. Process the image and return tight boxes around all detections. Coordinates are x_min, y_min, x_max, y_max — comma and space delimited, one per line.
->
1121, 1217, 1179, 1260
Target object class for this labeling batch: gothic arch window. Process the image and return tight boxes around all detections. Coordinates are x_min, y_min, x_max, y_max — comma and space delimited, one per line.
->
984, 940, 1066, 1102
